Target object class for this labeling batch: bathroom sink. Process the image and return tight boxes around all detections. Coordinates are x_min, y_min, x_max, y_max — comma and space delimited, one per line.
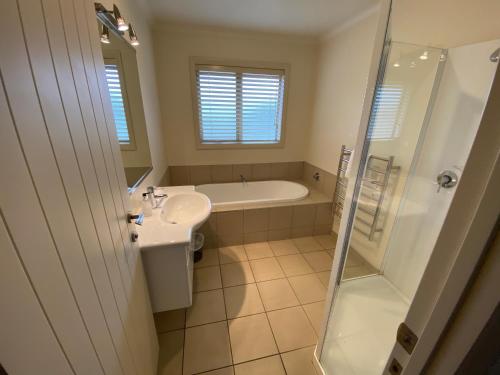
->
137, 186, 211, 248
160, 192, 211, 229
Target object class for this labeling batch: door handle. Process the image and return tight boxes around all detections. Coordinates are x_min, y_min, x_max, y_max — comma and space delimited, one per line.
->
131, 232, 139, 242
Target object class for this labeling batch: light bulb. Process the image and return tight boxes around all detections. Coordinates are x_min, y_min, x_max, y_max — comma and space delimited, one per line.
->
419, 51, 428, 60
128, 24, 139, 46
100, 25, 110, 44
117, 18, 128, 31
393, 62, 400, 67
113, 5, 129, 31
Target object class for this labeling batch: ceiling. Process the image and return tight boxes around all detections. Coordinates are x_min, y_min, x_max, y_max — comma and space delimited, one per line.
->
146, 0, 378, 36
392, 0, 500, 48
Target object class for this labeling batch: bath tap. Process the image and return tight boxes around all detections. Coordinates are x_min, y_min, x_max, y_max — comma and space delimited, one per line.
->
146, 186, 168, 208
240, 174, 247, 184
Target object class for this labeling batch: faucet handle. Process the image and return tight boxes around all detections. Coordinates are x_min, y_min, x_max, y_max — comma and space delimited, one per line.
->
146, 186, 155, 194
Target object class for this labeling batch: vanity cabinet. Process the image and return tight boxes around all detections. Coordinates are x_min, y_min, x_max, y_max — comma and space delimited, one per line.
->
141, 240, 194, 312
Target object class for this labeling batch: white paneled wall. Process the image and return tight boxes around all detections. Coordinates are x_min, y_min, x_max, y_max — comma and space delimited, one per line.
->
0, 0, 158, 374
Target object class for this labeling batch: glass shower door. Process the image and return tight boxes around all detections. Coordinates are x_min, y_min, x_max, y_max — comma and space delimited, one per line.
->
318, 37, 500, 375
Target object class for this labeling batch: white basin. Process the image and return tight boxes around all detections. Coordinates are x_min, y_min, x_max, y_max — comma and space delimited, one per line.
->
160, 192, 211, 229
136, 186, 212, 248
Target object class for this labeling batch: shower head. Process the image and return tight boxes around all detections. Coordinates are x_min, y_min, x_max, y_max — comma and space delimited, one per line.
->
490, 48, 500, 63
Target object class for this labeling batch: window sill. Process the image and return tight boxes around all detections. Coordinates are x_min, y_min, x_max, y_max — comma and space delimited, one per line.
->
196, 141, 285, 150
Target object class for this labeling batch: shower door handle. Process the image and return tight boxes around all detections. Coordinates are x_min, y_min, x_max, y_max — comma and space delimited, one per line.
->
436, 170, 458, 192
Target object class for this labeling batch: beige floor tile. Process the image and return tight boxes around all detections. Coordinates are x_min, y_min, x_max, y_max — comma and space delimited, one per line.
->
158, 330, 184, 375
194, 266, 222, 292
292, 237, 323, 253
269, 239, 299, 256
267, 306, 317, 352
155, 309, 186, 333
280, 346, 317, 375
186, 289, 226, 327
302, 301, 325, 335
276, 254, 314, 277
249, 257, 285, 282
221, 261, 255, 287
288, 274, 327, 304
314, 234, 337, 249
224, 283, 265, 319
343, 264, 377, 279
345, 249, 365, 267
316, 271, 331, 288
203, 367, 235, 375
195, 248, 220, 269
257, 278, 299, 311
302, 251, 333, 272
229, 313, 278, 363
219, 245, 248, 264
234, 355, 285, 375
183, 321, 232, 374
244, 242, 274, 260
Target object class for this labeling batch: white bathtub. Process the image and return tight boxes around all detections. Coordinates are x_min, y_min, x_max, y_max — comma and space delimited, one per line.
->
196, 180, 309, 209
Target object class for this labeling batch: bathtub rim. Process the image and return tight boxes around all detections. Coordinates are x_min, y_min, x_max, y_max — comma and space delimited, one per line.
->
196, 179, 313, 210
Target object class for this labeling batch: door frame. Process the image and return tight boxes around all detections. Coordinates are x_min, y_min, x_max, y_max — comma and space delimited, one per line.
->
314, 0, 500, 372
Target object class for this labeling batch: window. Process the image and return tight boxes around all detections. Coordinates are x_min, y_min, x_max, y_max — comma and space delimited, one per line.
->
104, 59, 135, 149
192, 63, 287, 147
368, 83, 409, 140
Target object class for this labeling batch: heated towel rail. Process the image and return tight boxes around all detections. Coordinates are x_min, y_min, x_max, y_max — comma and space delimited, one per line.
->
333, 145, 399, 241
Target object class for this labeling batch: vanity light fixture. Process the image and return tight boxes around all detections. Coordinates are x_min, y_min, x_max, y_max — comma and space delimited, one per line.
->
419, 51, 428, 60
113, 5, 129, 31
100, 24, 110, 44
95, 3, 138, 47
128, 24, 139, 46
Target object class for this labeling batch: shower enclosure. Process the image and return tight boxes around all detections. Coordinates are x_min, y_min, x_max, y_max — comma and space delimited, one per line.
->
315, 22, 500, 375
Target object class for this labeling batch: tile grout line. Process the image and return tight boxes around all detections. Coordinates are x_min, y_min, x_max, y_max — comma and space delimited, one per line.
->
181, 308, 187, 375
191, 341, 318, 375
182, 237, 336, 374
252, 257, 289, 375
215, 246, 234, 371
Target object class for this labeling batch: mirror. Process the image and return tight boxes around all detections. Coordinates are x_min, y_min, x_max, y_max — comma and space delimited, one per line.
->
96, 16, 152, 189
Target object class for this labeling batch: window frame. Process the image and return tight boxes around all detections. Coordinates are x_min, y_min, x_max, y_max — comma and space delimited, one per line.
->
103, 51, 137, 151
190, 57, 289, 149
367, 81, 409, 141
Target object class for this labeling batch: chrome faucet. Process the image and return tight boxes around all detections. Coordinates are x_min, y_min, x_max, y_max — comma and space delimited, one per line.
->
240, 174, 247, 184
146, 186, 168, 208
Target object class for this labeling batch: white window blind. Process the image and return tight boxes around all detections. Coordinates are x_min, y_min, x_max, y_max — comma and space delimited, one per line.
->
368, 83, 409, 140
195, 65, 285, 145
104, 62, 133, 145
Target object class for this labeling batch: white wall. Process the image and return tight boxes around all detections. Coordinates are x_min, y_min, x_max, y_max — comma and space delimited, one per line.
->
153, 25, 318, 166
101, 0, 168, 185
304, 11, 379, 174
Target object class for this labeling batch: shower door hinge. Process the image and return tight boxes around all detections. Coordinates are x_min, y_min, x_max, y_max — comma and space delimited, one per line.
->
397, 322, 418, 354
388, 358, 403, 375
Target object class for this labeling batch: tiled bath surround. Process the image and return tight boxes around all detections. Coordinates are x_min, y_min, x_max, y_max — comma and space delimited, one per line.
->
169, 162, 304, 185
200, 203, 335, 248
169, 161, 337, 200
167, 161, 338, 247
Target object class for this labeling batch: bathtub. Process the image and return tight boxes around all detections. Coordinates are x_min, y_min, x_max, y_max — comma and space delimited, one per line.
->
196, 180, 309, 209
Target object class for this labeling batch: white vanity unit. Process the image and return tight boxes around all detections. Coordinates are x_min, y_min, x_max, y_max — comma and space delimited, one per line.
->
137, 186, 211, 313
